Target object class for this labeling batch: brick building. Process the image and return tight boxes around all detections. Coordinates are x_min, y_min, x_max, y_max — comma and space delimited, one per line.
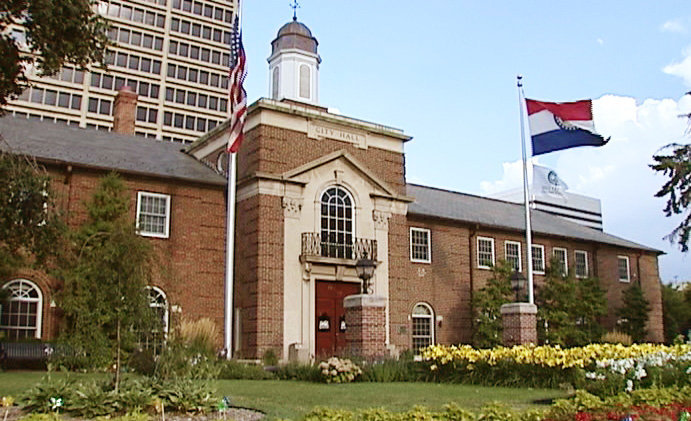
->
1, 18, 664, 359
185, 19, 664, 360
0, 104, 228, 342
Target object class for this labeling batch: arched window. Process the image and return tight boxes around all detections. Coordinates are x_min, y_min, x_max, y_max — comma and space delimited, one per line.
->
320, 186, 353, 259
411, 303, 434, 353
299, 64, 310, 99
272, 67, 279, 99
0, 279, 43, 340
141, 286, 169, 354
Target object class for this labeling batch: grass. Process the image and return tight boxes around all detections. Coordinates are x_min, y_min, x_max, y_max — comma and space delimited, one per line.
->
0, 371, 566, 420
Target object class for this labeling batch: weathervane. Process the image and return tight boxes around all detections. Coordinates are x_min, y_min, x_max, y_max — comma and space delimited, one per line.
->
290, 0, 300, 21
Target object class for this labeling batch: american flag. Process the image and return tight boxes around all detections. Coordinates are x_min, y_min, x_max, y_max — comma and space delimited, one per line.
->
227, 15, 247, 153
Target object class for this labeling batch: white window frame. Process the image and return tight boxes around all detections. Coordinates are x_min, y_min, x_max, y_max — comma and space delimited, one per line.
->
618, 256, 630, 283
575, 250, 589, 278
411, 302, 435, 353
136, 191, 171, 238
477, 237, 495, 269
504, 240, 522, 272
0, 279, 43, 339
553, 247, 568, 275
532, 244, 545, 275
409, 227, 431, 263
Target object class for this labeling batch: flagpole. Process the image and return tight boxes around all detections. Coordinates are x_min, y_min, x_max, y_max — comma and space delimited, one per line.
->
517, 75, 535, 305
224, 0, 243, 360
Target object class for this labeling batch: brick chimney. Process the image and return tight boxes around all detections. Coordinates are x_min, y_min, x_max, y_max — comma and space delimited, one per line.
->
112, 86, 138, 135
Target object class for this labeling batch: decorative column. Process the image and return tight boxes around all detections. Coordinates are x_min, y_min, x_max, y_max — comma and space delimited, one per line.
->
344, 294, 387, 358
500, 303, 538, 346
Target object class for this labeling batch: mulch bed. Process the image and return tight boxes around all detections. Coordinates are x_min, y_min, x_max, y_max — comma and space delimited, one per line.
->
1, 406, 265, 421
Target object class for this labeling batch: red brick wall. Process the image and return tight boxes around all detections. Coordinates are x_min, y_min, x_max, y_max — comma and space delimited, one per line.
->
5, 164, 227, 344
234, 193, 284, 358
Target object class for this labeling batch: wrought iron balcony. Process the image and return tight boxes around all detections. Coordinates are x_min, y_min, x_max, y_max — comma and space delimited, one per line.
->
301, 232, 377, 261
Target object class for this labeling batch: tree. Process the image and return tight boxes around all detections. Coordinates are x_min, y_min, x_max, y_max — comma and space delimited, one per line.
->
651, 143, 691, 252
536, 259, 607, 346
0, 0, 108, 109
0, 147, 64, 280
661, 283, 691, 343
617, 283, 651, 343
471, 261, 513, 348
58, 173, 155, 389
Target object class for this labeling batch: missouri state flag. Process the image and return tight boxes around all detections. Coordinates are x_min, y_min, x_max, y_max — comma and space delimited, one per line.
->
526, 99, 608, 156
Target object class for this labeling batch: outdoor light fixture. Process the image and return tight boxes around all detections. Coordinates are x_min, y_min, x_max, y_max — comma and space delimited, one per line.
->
510, 270, 527, 302
355, 255, 376, 294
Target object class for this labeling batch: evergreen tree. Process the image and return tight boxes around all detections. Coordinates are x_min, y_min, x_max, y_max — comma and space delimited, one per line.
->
471, 261, 513, 348
661, 283, 691, 343
58, 173, 155, 389
617, 283, 651, 343
0, 149, 64, 279
537, 258, 606, 346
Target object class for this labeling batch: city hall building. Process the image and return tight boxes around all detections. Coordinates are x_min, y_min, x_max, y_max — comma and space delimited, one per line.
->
1, 18, 664, 361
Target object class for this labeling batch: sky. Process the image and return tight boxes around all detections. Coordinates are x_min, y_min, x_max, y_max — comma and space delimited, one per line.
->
240, 1, 691, 283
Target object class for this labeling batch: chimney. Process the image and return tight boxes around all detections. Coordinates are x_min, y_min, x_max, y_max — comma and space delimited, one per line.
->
112, 86, 138, 135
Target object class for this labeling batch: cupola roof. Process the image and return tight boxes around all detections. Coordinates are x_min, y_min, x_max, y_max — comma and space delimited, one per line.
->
271, 19, 318, 55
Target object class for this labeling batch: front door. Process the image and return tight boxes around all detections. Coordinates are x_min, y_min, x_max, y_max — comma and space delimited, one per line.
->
315, 280, 360, 358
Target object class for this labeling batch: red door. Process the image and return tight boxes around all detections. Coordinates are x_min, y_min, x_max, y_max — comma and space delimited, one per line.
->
315, 281, 360, 358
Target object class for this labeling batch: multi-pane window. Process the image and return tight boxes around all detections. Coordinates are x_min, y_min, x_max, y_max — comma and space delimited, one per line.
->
21, 87, 82, 110
168, 40, 229, 66
171, 0, 231, 24
575, 250, 589, 278
412, 303, 434, 353
104, 1, 166, 28
140, 286, 169, 354
0, 279, 42, 340
553, 247, 568, 275
136, 192, 171, 238
163, 111, 221, 132
91, 73, 160, 99
320, 186, 354, 259
532, 244, 545, 274
104, 50, 162, 75
136, 106, 158, 123
165, 87, 227, 111
505, 241, 521, 272
87, 97, 113, 115
170, 17, 232, 45
410, 228, 431, 263
618, 256, 630, 282
107, 26, 164, 51
477, 237, 494, 268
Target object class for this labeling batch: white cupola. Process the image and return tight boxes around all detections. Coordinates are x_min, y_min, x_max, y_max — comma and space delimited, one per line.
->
268, 17, 321, 105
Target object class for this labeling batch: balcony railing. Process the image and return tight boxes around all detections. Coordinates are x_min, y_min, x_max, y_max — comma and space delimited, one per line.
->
301, 232, 377, 261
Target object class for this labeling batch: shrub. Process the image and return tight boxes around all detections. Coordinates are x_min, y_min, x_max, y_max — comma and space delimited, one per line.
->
217, 360, 275, 380
155, 379, 216, 414
176, 318, 218, 355
600, 331, 632, 345
359, 357, 421, 382
21, 377, 75, 413
318, 357, 362, 383
275, 362, 322, 382
617, 283, 651, 343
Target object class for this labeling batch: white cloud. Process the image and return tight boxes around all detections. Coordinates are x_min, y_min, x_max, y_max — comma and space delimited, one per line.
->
597, 38, 604, 46
663, 47, 691, 87
661, 19, 686, 34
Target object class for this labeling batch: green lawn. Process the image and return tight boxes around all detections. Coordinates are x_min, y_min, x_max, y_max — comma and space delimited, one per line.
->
0, 372, 566, 420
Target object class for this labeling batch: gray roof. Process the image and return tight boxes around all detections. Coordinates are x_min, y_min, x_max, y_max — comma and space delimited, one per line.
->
407, 184, 660, 253
0, 116, 226, 186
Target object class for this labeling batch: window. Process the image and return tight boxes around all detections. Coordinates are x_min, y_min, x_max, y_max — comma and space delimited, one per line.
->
140, 286, 169, 354
477, 237, 494, 269
411, 303, 434, 353
575, 250, 588, 278
320, 186, 354, 259
272, 67, 279, 99
0, 279, 43, 340
532, 244, 545, 274
618, 256, 630, 282
299, 64, 310, 99
505, 241, 521, 272
552, 247, 568, 275
136, 192, 171, 238
410, 228, 431, 263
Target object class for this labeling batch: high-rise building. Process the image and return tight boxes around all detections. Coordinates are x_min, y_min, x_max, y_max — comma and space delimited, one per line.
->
6, 0, 237, 144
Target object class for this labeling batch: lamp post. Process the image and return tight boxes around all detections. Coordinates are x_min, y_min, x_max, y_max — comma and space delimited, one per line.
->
510, 271, 527, 302
355, 256, 376, 294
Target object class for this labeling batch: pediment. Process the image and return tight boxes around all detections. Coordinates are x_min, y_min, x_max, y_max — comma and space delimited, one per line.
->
282, 150, 407, 201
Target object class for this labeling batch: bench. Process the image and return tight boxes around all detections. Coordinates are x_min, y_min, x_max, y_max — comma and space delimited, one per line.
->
0, 342, 54, 370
